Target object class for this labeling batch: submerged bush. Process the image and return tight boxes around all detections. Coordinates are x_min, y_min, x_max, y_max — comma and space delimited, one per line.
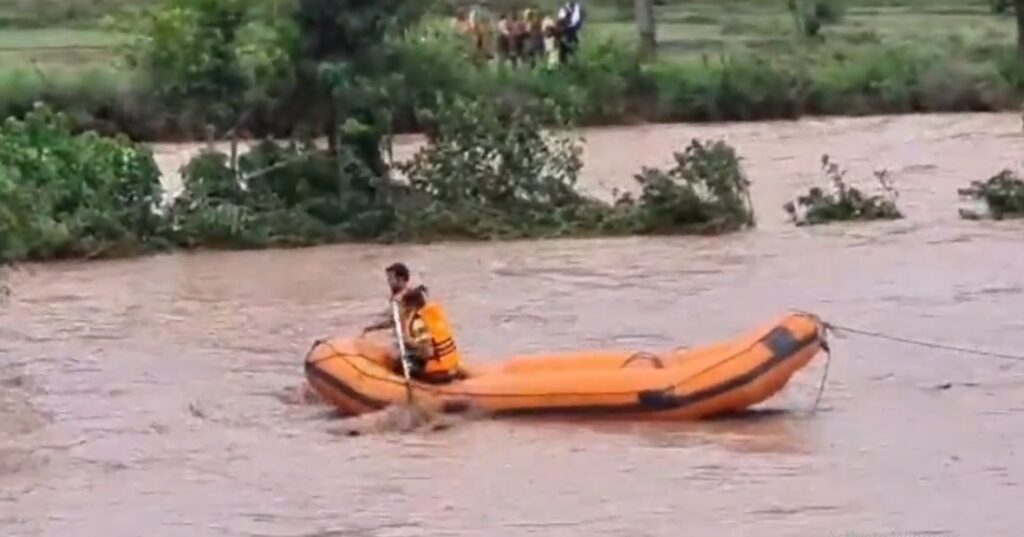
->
958, 169, 1024, 220
395, 95, 605, 239
0, 104, 166, 262
620, 139, 756, 234
784, 154, 902, 226
168, 95, 759, 249
166, 134, 396, 249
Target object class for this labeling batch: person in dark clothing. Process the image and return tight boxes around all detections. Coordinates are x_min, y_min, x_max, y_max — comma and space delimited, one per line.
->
557, 0, 584, 62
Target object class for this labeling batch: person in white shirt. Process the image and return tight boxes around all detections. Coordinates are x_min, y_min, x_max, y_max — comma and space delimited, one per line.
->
557, 1, 584, 61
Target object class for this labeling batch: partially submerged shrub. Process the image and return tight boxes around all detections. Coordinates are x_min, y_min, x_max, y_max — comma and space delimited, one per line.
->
395, 95, 600, 239
0, 104, 166, 261
398, 97, 761, 239
619, 139, 756, 234
166, 93, 762, 249
165, 135, 395, 249
958, 169, 1024, 220
784, 155, 902, 226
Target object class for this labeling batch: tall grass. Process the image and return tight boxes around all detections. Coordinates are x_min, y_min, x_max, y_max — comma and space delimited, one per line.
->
0, 64, 145, 133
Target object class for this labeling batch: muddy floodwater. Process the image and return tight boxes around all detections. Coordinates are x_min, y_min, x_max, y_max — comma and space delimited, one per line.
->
3, 113, 1024, 536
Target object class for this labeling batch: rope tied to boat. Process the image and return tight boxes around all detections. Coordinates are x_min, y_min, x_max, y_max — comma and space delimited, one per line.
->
786, 307, 1024, 363
792, 311, 1024, 413
809, 336, 831, 414
822, 323, 1024, 363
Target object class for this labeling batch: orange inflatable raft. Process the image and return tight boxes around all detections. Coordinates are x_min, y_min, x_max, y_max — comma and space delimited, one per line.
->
303, 311, 828, 420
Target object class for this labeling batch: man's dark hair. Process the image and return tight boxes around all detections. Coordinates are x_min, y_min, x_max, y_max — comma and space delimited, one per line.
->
402, 286, 427, 309
385, 262, 410, 281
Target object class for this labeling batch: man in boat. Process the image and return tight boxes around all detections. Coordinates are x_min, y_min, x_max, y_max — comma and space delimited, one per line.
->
361, 262, 425, 334
397, 286, 463, 384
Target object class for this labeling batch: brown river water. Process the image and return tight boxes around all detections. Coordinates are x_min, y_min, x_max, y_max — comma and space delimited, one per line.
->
3, 113, 1024, 536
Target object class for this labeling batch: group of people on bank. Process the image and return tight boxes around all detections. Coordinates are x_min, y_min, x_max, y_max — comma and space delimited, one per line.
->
452, 1, 585, 68
361, 263, 463, 384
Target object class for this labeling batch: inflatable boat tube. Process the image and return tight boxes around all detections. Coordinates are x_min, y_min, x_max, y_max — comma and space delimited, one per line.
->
303, 311, 827, 420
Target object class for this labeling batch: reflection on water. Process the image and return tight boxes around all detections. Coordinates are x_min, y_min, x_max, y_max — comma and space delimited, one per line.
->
2, 112, 1023, 536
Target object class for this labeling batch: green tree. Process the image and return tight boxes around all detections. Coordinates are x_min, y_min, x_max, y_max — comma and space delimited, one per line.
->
117, 0, 297, 132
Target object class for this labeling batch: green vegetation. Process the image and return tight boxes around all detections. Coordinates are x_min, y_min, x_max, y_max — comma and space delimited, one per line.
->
394, 96, 601, 240
1, 0, 1023, 139
958, 169, 1024, 220
784, 155, 902, 226
163, 93, 755, 250
623, 139, 755, 234
0, 104, 166, 262
0, 100, 756, 262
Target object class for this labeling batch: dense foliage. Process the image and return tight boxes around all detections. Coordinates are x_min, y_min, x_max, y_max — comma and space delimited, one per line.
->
784, 155, 902, 226
165, 94, 758, 250
395, 96, 599, 239
0, 105, 166, 262
115, 0, 297, 132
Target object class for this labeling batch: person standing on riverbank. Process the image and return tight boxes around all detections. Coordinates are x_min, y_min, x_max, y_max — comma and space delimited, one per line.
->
522, 8, 545, 67
467, 4, 494, 65
542, 14, 560, 68
557, 0, 584, 62
497, 11, 513, 65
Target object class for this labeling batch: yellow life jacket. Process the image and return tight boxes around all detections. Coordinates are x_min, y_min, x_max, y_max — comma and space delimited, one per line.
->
407, 302, 461, 375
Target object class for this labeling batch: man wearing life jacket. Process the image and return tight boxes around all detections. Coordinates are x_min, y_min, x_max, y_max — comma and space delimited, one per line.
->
362, 262, 425, 334
399, 287, 462, 383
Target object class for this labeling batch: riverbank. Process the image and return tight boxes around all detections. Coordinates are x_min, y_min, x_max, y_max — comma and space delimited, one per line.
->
3, 38, 1022, 141
1, 0, 1022, 141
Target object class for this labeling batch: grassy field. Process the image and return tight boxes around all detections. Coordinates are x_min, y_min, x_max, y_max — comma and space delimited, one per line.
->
0, 0, 1015, 68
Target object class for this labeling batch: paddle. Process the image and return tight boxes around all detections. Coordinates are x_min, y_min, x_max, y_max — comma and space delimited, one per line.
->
390, 298, 415, 403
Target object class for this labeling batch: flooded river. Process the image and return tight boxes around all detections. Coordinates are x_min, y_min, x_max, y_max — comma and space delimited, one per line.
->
3, 113, 1024, 536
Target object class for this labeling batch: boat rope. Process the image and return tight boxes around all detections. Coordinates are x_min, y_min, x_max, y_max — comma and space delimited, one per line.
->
823, 322, 1024, 363
809, 339, 832, 414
